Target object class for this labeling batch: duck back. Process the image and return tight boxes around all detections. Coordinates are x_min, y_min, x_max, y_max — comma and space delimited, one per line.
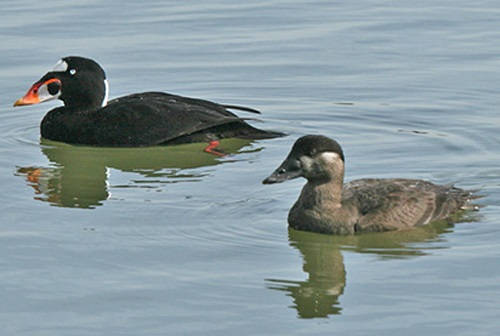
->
343, 178, 473, 233
41, 92, 283, 146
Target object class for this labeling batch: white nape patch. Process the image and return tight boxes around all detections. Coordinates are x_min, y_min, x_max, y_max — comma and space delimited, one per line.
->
102, 79, 109, 107
52, 59, 68, 72
105, 167, 112, 200
320, 152, 341, 163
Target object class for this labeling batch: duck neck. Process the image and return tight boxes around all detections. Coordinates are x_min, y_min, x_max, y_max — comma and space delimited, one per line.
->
62, 92, 103, 111
61, 78, 107, 111
301, 168, 344, 210
289, 162, 353, 234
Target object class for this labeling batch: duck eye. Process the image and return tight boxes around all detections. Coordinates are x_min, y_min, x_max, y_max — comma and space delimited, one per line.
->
69, 69, 77, 75
291, 159, 301, 169
279, 168, 287, 174
47, 81, 61, 95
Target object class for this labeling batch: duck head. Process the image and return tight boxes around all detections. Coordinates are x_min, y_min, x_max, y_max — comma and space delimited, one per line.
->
14, 56, 109, 110
263, 135, 345, 184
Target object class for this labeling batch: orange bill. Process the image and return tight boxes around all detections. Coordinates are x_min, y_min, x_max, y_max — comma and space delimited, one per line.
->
13, 78, 61, 107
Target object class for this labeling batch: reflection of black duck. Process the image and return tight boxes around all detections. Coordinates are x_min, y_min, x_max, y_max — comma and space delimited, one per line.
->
264, 135, 479, 234
16, 165, 107, 209
14, 56, 284, 149
16, 138, 255, 209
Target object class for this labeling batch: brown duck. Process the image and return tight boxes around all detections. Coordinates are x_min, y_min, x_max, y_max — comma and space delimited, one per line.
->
263, 135, 477, 235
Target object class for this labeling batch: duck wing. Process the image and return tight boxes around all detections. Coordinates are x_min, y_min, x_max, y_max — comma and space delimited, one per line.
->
81, 92, 253, 146
343, 178, 471, 232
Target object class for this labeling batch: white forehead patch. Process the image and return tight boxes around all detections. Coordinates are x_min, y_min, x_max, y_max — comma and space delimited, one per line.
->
52, 59, 68, 72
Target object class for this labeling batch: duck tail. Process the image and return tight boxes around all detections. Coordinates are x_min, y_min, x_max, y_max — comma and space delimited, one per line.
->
236, 124, 286, 140
223, 104, 262, 114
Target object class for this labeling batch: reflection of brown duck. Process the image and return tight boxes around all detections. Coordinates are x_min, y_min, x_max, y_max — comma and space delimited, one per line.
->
264, 135, 478, 234
267, 221, 461, 318
16, 138, 255, 209
267, 229, 345, 318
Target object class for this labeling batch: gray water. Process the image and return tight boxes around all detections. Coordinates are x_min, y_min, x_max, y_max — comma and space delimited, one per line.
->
1, 1, 500, 335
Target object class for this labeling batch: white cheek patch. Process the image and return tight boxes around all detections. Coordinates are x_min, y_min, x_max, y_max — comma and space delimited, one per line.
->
301, 152, 343, 178
52, 59, 68, 72
102, 79, 109, 107
320, 152, 341, 164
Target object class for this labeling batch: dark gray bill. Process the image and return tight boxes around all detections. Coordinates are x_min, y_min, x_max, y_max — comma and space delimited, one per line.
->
262, 156, 302, 184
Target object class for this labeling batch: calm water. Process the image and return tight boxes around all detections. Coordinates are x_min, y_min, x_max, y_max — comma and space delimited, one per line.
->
1, 1, 500, 335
